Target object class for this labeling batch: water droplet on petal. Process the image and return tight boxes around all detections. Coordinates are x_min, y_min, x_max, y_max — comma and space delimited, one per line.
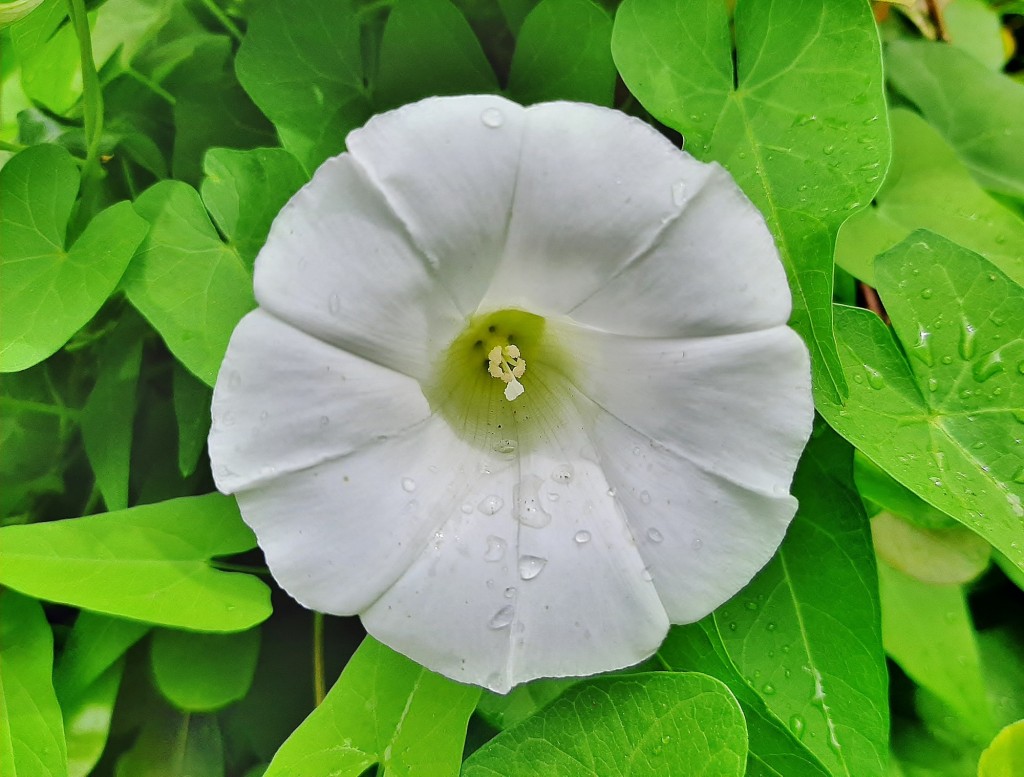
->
319, 415, 330, 427
518, 555, 547, 580
328, 293, 341, 314
478, 495, 504, 515
401, 477, 416, 493
494, 438, 517, 454
641, 567, 654, 582
484, 536, 506, 562
671, 180, 687, 206
692, 538, 704, 550
551, 464, 574, 483
488, 605, 515, 629
504, 586, 517, 599
574, 530, 591, 544
640, 490, 652, 504
646, 527, 664, 543
480, 107, 504, 128
461, 501, 474, 515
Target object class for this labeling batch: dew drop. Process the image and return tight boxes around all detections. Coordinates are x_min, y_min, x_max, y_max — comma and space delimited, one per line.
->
461, 501, 474, 515
1011, 466, 1024, 485
641, 567, 654, 582
941, 355, 954, 365
959, 320, 978, 360
671, 180, 687, 206
494, 438, 517, 454
692, 538, 704, 551
518, 555, 547, 580
632, 446, 641, 456
762, 683, 776, 696
478, 495, 504, 515
574, 530, 592, 544
401, 477, 416, 493
551, 463, 574, 483
319, 415, 330, 427
766, 622, 777, 632
921, 288, 933, 299
484, 536, 506, 562
328, 293, 341, 314
488, 605, 515, 629
640, 490, 652, 504
863, 365, 885, 390
928, 377, 939, 392
972, 351, 1004, 383
646, 527, 664, 543
504, 586, 517, 598
910, 331, 933, 367
789, 715, 806, 739
481, 107, 504, 128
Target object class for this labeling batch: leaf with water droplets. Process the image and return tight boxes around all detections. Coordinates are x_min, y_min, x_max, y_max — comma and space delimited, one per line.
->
463, 673, 748, 777
819, 231, 1024, 575
612, 0, 890, 404
262, 636, 479, 777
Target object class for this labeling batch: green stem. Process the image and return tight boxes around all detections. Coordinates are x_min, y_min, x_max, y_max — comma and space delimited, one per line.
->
124, 67, 177, 106
313, 612, 326, 706
196, 0, 243, 41
0, 139, 29, 154
66, 0, 104, 175
0, 397, 81, 420
209, 560, 271, 576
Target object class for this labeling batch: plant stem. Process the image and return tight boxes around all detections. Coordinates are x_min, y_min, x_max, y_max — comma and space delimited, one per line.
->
197, 0, 243, 41
313, 612, 326, 706
66, 0, 104, 176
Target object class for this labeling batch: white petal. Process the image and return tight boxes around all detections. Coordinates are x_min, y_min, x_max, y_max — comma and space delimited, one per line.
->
583, 398, 797, 622
362, 399, 669, 693
345, 95, 527, 315
480, 101, 716, 315
563, 323, 813, 495
209, 310, 431, 494
569, 165, 792, 336
253, 153, 463, 380
235, 416, 486, 616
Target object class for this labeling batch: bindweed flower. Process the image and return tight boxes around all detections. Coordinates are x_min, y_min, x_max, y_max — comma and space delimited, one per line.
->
209, 95, 813, 693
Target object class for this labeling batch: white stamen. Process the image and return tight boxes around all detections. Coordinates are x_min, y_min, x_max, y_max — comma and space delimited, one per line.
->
487, 344, 527, 401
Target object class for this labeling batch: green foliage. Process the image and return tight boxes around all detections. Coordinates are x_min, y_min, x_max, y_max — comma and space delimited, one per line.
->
2, 0, 1022, 774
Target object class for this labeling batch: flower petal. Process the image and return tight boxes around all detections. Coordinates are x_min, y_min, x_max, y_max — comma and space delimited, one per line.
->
362, 399, 669, 693
234, 415, 485, 616
563, 323, 813, 495
480, 101, 716, 315
209, 310, 431, 494
345, 95, 527, 315
569, 164, 793, 337
253, 154, 463, 379
583, 398, 797, 622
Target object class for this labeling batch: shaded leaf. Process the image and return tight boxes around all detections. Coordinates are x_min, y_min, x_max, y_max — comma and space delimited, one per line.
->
64, 660, 123, 777
54, 611, 149, 706
150, 627, 260, 712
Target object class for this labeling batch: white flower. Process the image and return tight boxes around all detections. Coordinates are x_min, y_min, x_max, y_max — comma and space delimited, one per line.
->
209, 95, 813, 693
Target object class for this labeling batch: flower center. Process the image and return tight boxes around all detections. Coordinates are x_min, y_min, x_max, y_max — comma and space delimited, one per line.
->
426, 309, 573, 453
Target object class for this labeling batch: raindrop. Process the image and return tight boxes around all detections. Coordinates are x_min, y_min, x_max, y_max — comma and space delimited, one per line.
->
504, 586, 517, 598
328, 293, 341, 314
641, 567, 654, 582
941, 355, 954, 365
972, 351, 1004, 383
574, 530, 592, 544
518, 555, 547, 580
478, 495, 504, 515
517, 492, 551, 529
863, 365, 885, 390
928, 377, 939, 392
461, 502, 474, 515
766, 622, 777, 631
494, 438, 517, 454
671, 180, 687, 206
488, 605, 515, 629
745, 601, 758, 611
692, 538, 704, 551
632, 446, 641, 456
959, 320, 978, 360
547, 491, 560, 502
789, 715, 806, 739
551, 463, 575, 483
480, 107, 504, 128
823, 144, 836, 155
640, 490, 652, 504
921, 288, 933, 299
401, 477, 416, 493
484, 536, 506, 562
910, 332, 933, 367
319, 415, 330, 427
646, 527, 664, 543
1011, 466, 1024, 485
762, 683, 776, 696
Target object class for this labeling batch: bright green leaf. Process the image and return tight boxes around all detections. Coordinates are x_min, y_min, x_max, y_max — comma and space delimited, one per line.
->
878, 563, 993, 735
54, 612, 149, 706
116, 709, 224, 777
612, 0, 890, 403
122, 180, 254, 386
150, 627, 260, 712
0, 493, 271, 632
0, 144, 149, 372
7, 0, 80, 114
200, 147, 308, 267
887, 40, 1024, 199
978, 626, 1024, 728
660, 622, 832, 777
945, 0, 1007, 70
264, 636, 479, 777
82, 313, 144, 512
836, 110, 1024, 287
717, 424, 888, 777
64, 660, 123, 777
0, 590, 67, 777
979, 720, 1024, 777
508, 0, 614, 106
855, 452, 958, 529
375, 0, 498, 110
819, 232, 1024, 574
475, 677, 578, 731
463, 672, 748, 777
235, 0, 371, 172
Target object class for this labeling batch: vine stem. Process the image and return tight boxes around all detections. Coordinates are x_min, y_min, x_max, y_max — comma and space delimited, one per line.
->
196, 0, 243, 41
66, 0, 104, 177
313, 612, 326, 706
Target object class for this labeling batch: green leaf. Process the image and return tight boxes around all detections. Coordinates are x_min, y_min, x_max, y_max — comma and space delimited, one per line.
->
836, 110, 1024, 287
0, 144, 149, 372
54, 611, 149, 706
7, 0, 80, 114
199, 147, 308, 267
871, 511, 991, 585
508, 0, 615, 106
855, 453, 958, 529
463, 672, 748, 776
717, 424, 888, 777
172, 363, 212, 478
886, 40, 1024, 200
375, 0, 498, 110
150, 627, 260, 712
944, 0, 1007, 71
977, 626, 1024, 728
235, 0, 371, 172
116, 709, 224, 777
264, 636, 479, 777
64, 660, 123, 777
122, 180, 255, 386
475, 677, 579, 730
82, 312, 144, 512
818, 232, 1024, 574
612, 0, 890, 404
0, 493, 271, 631
0, 590, 67, 777
659, 622, 832, 777
878, 563, 992, 736
979, 721, 1024, 777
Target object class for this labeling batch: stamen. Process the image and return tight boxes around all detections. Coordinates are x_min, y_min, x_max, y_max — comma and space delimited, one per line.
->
487, 345, 527, 401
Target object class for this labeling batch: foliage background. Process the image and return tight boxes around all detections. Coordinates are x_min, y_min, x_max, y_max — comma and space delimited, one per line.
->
1, 0, 1023, 775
